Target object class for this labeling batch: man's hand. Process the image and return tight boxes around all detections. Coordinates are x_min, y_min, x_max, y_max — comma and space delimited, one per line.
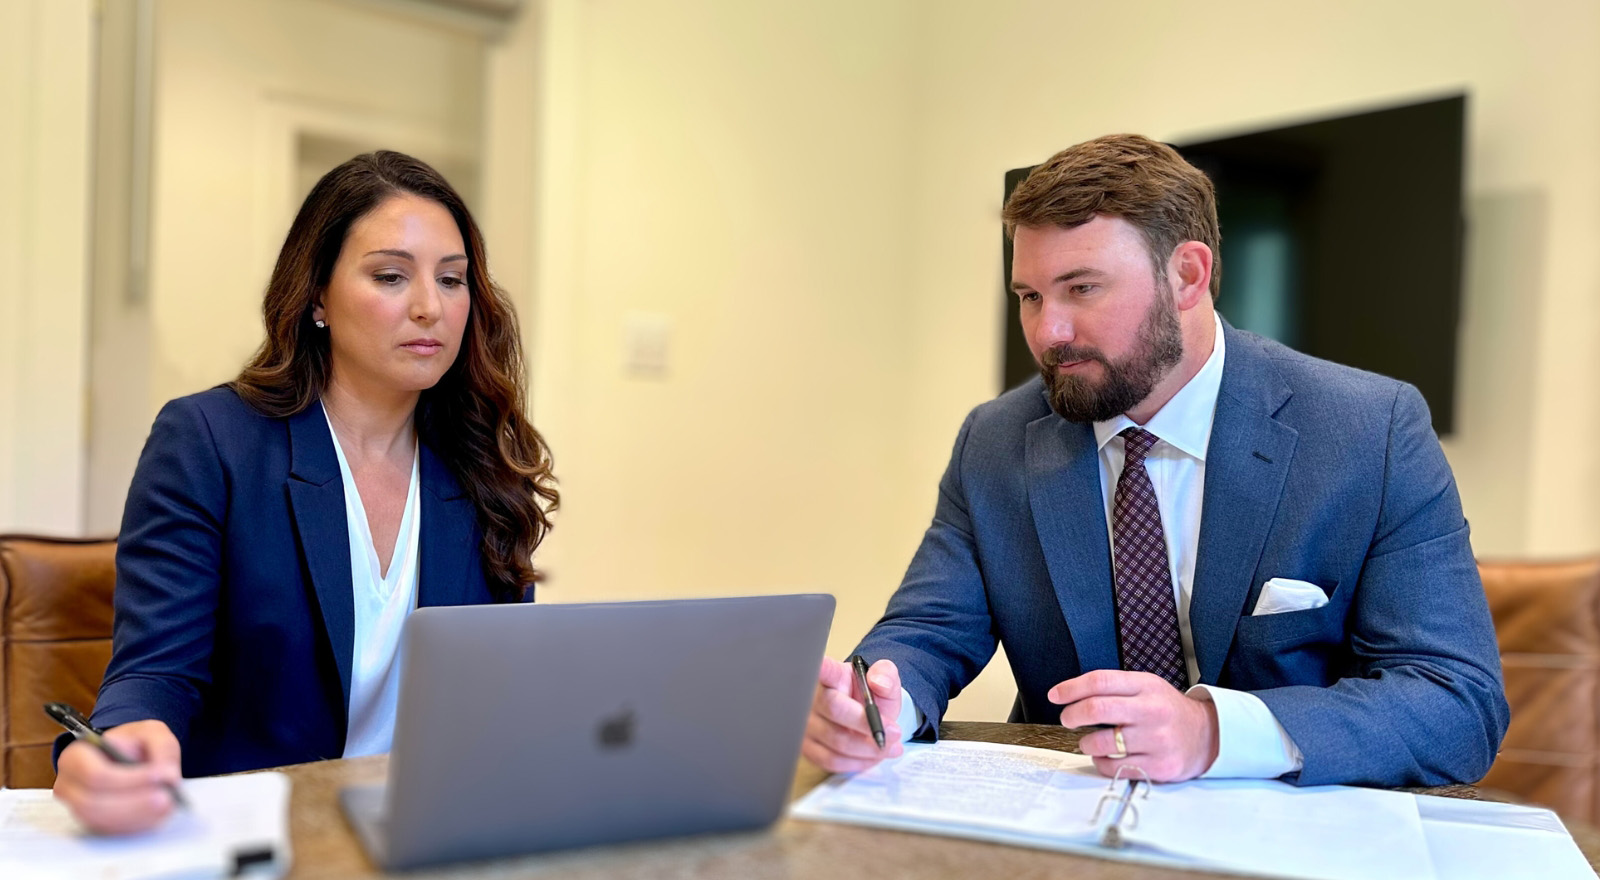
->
53, 720, 183, 835
1050, 669, 1219, 782
801, 657, 906, 774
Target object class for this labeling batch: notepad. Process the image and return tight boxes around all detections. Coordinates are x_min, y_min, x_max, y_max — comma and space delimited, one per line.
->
790, 740, 1595, 880
0, 771, 291, 880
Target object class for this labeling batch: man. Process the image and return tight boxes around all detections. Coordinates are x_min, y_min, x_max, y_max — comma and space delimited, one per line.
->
803, 134, 1508, 787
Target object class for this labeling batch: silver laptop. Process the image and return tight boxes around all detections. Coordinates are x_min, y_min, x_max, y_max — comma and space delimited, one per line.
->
339, 593, 835, 870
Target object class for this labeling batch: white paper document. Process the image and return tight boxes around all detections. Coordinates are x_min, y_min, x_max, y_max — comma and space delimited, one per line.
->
791, 740, 1596, 880
0, 771, 292, 880
1416, 794, 1594, 878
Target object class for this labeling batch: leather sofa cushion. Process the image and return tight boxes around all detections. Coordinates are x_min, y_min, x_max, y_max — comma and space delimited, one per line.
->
1480, 557, 1600, 823
0, 536, 117, 788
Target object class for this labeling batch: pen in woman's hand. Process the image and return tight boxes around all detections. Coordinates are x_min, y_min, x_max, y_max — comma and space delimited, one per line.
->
848, 655, 887, 750
44, 702, 189, 809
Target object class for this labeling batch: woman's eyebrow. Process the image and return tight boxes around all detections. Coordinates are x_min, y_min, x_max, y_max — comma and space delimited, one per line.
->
362, 249, 469, 264
364, 248, 415, 260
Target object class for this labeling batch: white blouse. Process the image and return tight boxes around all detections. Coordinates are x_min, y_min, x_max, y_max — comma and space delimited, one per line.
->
323, 410, 421, 758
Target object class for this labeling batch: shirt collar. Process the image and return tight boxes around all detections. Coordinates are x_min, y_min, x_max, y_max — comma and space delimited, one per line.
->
1092, 312, 1227, 461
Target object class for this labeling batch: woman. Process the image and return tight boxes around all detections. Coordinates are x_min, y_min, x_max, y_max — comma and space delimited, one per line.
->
53, 151, 557, 833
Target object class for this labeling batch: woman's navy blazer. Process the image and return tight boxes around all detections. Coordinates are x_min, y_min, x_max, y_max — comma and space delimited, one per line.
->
84, 387, 497, 777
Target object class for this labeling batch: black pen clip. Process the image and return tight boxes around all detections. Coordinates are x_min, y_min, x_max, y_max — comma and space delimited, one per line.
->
44, 702, 94, 735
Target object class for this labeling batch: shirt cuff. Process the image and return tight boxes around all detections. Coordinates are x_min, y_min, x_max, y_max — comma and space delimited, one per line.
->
897, 686, 923, 743
1189, 684, 1304, 779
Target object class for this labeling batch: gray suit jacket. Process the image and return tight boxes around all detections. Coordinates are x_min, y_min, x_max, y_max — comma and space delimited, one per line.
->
855, 323, 1509, 787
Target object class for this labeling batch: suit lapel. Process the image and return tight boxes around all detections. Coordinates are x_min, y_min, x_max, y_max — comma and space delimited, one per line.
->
285, 401, 355, 712
417, 443, 485, 607
1026, 411, 1121, 673
1190, 326, 1298, 684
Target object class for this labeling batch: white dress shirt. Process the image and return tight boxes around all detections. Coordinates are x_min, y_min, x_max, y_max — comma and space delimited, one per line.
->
900, 314, 1303, 779
325, 410, 421, 758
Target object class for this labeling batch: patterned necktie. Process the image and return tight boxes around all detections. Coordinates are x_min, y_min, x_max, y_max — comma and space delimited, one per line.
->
1111, 427, 1187, 690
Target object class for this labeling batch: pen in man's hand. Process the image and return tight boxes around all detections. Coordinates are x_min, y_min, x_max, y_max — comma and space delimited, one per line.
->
848, 655, 887, 750
44, 702, 188, 809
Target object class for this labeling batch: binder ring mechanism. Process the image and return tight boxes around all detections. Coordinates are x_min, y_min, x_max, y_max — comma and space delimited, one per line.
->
1089, 765, 1151, 848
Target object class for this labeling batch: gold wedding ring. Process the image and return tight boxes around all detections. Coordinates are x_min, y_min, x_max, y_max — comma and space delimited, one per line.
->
1110, 726, 1127, 759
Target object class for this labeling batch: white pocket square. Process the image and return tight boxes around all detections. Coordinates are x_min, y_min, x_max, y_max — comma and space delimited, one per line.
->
1252, 578, 1330, 616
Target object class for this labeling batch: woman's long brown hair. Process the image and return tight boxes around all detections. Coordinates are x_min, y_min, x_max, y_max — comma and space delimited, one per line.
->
231, 150, 557, 601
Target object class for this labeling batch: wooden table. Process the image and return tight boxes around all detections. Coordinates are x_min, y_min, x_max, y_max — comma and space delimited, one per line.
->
281, 721, 1600, 879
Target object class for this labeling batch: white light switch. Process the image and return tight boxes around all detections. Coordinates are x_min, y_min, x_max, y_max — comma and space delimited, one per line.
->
623, 312, 672, 377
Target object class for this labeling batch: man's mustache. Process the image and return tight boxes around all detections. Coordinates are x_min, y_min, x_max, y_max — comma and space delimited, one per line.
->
1040, 344, 1109, 370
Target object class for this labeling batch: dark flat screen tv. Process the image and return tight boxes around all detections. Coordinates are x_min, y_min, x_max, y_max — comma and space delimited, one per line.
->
1001, 95, 1466, 434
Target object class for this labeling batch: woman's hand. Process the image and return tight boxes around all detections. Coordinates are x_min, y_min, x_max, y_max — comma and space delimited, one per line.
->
53, 720, 183, 834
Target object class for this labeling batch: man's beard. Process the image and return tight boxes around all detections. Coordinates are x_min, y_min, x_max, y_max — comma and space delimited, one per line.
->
1038, 291, 1184, 423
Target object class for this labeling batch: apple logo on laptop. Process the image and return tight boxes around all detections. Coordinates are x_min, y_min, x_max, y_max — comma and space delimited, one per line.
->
597, 706, 635, 750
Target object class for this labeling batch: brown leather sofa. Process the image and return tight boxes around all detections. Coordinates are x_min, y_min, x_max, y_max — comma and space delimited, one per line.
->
0, 534, 117, 788
1479, 556, 1600, 823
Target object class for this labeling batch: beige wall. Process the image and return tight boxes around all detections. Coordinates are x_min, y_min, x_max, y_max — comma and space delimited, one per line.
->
527, 2, 933, 687
0, 0, 93, 535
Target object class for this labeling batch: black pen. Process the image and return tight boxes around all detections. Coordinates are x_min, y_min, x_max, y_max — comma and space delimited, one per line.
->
848, 654, 887, 750
45, 702, 188, 809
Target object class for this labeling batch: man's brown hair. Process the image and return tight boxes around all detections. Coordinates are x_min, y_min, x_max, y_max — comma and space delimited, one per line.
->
1002, 134, 1223, 300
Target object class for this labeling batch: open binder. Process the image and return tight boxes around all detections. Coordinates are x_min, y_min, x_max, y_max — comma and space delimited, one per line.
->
1088, 765, 1150, 848
790, 740, 1595, 880
0, 771, 291, 879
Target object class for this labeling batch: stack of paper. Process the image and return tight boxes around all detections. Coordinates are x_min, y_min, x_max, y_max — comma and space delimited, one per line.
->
791, 741, 1595, 880
0, 771, 291, 880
